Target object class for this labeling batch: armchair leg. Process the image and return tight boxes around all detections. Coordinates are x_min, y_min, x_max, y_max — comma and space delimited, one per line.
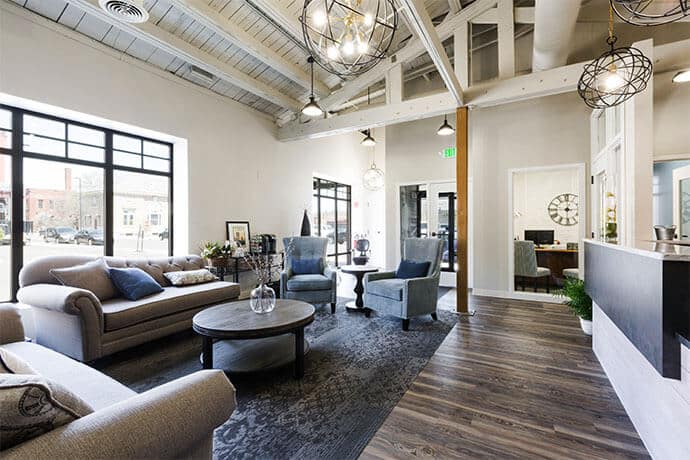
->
365, 309, 371, 318
546, 277, 550, 294
402, 319, 410, 331
533, 277, 538, 292
330, 302, 336, 314
430, 312, 438, 321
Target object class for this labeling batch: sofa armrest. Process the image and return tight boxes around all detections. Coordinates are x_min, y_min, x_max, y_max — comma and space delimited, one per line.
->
17, 284, 102, 317
3, 370, 236, 460
0, 304, 25, 344
365, 271, 396, 285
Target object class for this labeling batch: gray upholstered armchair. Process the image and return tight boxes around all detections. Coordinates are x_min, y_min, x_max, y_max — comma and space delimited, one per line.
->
363, 238, 443, 331
280, 237, 337, 313
514, 240, 551, 292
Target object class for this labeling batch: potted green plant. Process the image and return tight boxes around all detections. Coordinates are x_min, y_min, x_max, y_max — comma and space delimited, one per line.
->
199, 241, 233, 267
557, 277, 593, 335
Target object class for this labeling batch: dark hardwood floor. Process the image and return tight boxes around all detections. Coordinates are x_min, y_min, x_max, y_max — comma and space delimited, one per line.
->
362, 295, 649, 459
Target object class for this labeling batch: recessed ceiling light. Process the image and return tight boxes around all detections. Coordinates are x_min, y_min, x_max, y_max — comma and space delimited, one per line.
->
672, 70, 690, 83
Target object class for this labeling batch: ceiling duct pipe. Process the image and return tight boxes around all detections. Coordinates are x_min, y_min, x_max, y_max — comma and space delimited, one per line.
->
531, 0, 582, 72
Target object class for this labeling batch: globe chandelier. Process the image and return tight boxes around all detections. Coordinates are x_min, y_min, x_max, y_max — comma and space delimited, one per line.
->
363, 145, 384, 191
301, 0, 398, 77
577, 3, 652, 109
611, 0, 689, 26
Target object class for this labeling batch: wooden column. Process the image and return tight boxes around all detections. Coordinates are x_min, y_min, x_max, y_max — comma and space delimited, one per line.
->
456, 107, 469, 313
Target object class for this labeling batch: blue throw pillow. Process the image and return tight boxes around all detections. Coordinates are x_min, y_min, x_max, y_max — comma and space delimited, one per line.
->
395, 260, 431, 279
292, 258, 322, 275
109, 267, 163, 301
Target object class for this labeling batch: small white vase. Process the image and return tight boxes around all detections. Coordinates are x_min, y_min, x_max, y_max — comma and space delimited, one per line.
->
580, 317, 593, 336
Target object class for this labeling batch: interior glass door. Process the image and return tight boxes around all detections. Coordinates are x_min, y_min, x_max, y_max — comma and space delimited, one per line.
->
437, 192, 456, 272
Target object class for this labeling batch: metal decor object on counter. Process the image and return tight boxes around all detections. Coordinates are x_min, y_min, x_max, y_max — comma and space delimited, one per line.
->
654, 225, 677, 241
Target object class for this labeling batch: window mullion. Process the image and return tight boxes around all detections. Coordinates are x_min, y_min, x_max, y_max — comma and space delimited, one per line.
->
105, 131, 114, 256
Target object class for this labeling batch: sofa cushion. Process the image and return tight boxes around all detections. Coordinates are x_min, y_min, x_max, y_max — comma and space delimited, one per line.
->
101, 281, 240, 331
163, 269, 217, 286
367, 279, 405, 301
0, 374, 94, 450
109, 267, 164, 301
0, 342, 135, 410
286, 274, 332, 291
0, 348, 36, 374
395, 259, 431, 279
49, 258, 117, 301
292, 258, 322, 275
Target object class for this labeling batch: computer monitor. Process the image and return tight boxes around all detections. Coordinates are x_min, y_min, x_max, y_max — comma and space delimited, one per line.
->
524, 230, 554, 246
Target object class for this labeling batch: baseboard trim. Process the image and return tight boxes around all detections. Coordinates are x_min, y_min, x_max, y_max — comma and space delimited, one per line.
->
472, 288, 562, 303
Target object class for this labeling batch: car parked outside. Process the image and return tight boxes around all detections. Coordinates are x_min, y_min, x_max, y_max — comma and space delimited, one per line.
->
74, 229, 104, 246
44, 227, 76, 244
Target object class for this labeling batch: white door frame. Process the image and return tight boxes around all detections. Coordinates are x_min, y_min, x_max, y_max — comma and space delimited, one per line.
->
507, 163, 587, 299
394, 178, 473, 288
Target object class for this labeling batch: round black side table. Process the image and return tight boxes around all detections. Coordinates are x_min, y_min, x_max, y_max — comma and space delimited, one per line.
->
340, 265, 379, 314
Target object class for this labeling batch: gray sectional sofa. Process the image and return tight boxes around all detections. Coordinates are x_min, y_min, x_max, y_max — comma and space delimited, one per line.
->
17, 255, 240, 362
0, 304, 236, 459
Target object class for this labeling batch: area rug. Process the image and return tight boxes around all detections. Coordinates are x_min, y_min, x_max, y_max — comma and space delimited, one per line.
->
95, 297, 457, 460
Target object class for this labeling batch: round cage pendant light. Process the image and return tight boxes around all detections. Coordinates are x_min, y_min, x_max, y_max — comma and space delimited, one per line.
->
301, 0, 398, 77
611, 0, 689, 26
577, 4, 652, 109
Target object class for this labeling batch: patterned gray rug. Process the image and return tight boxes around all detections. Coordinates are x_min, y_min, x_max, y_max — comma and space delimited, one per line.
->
95, 296, 457, 459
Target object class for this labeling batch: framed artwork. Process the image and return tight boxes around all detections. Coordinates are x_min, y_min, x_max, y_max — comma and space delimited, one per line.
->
226, 221, 251, 249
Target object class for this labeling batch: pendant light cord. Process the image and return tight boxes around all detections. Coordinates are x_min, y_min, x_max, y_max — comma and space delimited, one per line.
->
310, 57, 315, 98
607, 2, 617, 48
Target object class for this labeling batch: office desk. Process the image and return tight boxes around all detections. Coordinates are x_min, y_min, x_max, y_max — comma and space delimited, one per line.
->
535, 248, 578, 285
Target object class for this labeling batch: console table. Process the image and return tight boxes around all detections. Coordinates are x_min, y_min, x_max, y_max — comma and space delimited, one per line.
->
208, 253, 284, 283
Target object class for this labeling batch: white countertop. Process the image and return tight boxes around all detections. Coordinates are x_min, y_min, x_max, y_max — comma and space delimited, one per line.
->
584, 239, 690, 261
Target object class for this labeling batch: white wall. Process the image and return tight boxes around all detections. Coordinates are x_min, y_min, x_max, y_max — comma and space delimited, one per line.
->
654, 72, 690, 159
0, 5, 374, 263
513, 169, 580, 244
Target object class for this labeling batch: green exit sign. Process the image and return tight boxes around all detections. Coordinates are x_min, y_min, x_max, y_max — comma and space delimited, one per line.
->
440, 147, 456, 159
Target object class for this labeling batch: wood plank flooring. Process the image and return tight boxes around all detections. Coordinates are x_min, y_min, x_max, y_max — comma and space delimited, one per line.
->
362, 295, 649, 459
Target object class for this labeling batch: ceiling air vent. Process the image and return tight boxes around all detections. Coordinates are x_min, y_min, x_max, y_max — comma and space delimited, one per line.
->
187, 66, 216, 86
98, 0, 149, 24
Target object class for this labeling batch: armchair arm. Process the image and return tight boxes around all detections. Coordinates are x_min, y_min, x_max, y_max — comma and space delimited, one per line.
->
0, 304, 25, 344
280, 269, 292, 298
324, 265, 338, 302
17, 284, 102, 317
365, 270, 396, 285
3, 370, 236, 460
403, 276, 440, 317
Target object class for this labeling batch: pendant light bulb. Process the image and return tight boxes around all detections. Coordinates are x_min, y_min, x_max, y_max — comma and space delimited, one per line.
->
302, 57, 323, 117
437, 115, 455, 136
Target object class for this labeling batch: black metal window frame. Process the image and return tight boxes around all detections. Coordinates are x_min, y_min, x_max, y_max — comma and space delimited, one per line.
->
0, 104, 174, 301
414, 190, 456, 273
312, 177, 351, 267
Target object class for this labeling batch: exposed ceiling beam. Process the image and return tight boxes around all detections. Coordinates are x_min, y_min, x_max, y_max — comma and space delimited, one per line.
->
168, 0, 329, 97
448, 0, 463, 14
497, 0, 515, 79
66, 0, 302, 112
248, 0, 341, 89
472, 7, 535, 24
399, 0, 464, 105
316, 0, 496, 111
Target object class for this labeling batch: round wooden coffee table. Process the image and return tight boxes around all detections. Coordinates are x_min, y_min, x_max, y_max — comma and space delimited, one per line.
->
192, 299, 315, 379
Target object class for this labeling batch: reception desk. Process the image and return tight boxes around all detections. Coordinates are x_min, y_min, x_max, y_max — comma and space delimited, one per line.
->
584, 239, 690, 457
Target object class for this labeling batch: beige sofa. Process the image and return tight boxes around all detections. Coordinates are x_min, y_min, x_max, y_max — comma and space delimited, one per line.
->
0, 305, 235, 459
17, 255, 240, 362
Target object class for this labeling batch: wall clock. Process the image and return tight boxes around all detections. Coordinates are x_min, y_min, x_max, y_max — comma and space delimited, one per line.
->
548, 193, 578, 226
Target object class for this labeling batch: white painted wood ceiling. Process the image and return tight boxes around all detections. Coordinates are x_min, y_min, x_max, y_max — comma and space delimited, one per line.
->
9, 0, 463, 118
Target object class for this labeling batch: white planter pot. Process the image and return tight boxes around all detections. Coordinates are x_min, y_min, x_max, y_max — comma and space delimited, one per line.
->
580, 317, 593, 336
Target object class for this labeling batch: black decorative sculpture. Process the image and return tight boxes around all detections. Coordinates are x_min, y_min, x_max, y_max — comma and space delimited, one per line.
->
300, 210, 311, 236
353, 238, 370, 265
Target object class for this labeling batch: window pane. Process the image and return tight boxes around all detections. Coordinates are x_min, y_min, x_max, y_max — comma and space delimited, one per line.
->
0, 155, 11, 301
114, 171, 169, 258
23, 159, 104, 269
143, 156, 169, 172
24, 115, 65, 139
0, 109, 11, 130
143, 141, 170, 159
114, 150, 141, 168
320, 180, 335, 197
23, 135, 65, 157
320, 197, 336, 255
68, 125, 105, 147
0, 130, 10, 149
113, 134, 141, 153
337, 185, 349, 199
68, 143, 105, 162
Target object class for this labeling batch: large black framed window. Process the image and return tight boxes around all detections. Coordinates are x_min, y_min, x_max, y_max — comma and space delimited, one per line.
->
312, 177, 351, 267
0, 105, 173, 301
